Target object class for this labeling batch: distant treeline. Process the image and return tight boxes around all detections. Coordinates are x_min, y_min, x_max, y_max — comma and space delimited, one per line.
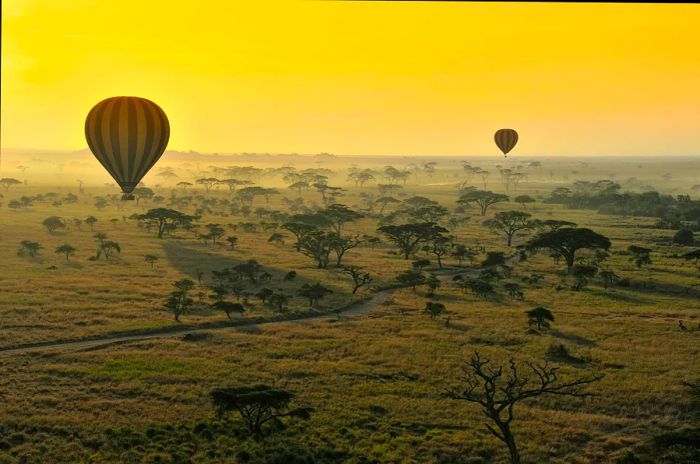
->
545, 180, 700, 229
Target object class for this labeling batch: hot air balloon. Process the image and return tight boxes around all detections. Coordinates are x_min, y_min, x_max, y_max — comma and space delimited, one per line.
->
85, 96, 170, 200
494, 129, 518, 157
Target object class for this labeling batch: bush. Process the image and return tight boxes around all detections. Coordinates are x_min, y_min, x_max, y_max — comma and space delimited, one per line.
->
673, 228, 695, 246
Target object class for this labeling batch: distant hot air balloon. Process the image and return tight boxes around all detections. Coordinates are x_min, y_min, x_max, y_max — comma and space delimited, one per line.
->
494, 129, 518, 157
85, 96, 170, 199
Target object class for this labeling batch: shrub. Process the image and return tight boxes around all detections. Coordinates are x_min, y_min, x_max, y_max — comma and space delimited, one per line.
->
673, 228, 695, 246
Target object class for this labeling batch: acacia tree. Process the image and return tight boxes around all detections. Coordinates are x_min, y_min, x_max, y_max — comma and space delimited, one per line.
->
98, 241, 121, 259
341, 265, 372, 294
448, 353, 603, 464
42, 216, 66, 234
226, 236, 238, 250
211, 301, 245, 320
424, 235, 453, 268
269, 292, 290, 312
396, 269, 426, 290
288, 181, 309, 195
210, 385, 312, 436
164, 279, 195, 322
514, 195, 535, 209
196, 177, 220, 192
320, 204, 363, 234
572, 264, 598, 291
18, 240, 42, 258
599, 269, 620, 289
526, 307, 554, 330
504, 282, 524, 300
85, 215, 98, 230
331, 234, 363, 266
203, 223, 225, 245
426, 274, 441, 295
425, 301, 445, 319
527, 228, 611, 274
0, 178, 22, 190
268, 233, 285, 246
297, 283, 333, 308
236, 186, 270, 207
452, 244, 478, 265
458, 277, 496, 299
378, 222, 449, 260
484, 211, 536, 247
55, 244, 76, 261
219, 178, 246, 193
133, 187, 154, 206
628, 245, 652, 269
458, 190, 509, 216
376, 196, 400, 214
137, 208, 195, 239
255, 287, 274, 304
282, 214, 328, 250
297, 230, 334, 268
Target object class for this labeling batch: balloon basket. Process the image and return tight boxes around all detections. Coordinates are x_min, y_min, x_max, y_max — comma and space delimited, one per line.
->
122, 194, 136, 201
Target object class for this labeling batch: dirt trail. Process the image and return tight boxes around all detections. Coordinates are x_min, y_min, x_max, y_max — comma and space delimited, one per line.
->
0, 267, 478, 356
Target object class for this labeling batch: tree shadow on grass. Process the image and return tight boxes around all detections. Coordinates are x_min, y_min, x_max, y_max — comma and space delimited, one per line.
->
163, 242, 247, 279
549, 329, 597, 347
161, 242, 354, 313
590, 289, 654, 305
622, 280, 700, 301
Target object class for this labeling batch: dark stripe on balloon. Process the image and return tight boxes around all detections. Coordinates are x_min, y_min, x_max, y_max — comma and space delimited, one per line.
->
90, 101, 120, 180
151, 105, 170, 171
138, 102, 169, 185
134, 98, 156, 183
110, 98, 124, 179
126, 98, 138, 182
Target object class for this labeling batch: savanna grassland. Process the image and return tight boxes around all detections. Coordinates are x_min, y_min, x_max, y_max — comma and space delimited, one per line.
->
0, 152, 698, 464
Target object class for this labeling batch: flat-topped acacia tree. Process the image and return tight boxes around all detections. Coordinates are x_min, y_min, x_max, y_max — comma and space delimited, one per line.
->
483, 211, 537, 247
320, 204, 363, 234
297, 283, 333, 308
378, 222, 449, 260
18, 240, 42, 258
55, 244, 76, 261
628, 245, 652, 268
210, 385, 312, 436
527, 227, 611, 274
85, 215, 98, 230
137, 208, 196, 239
526, 307, 554, 330
458, 190, 509, 216
0, 178, 22, 190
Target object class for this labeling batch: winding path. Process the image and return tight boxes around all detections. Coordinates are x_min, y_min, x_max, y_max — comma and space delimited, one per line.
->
0, 267, 478, 356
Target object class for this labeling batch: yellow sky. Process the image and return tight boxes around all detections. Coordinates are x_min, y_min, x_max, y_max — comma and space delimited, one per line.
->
2, 0, 699, 156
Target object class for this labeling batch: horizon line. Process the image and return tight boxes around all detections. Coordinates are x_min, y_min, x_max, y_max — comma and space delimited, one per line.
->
1, 147, 699, 159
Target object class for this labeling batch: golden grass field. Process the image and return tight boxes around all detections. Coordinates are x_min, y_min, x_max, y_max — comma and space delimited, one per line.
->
0, 154, 698, 463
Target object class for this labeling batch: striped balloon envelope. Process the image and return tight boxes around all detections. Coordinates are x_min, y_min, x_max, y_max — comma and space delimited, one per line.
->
494, 128, 518, 157
85, 96, 170, 199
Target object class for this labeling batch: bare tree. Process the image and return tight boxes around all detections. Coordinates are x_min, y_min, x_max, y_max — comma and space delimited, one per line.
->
447, 352, 603, 464
341, 265, 372, 294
